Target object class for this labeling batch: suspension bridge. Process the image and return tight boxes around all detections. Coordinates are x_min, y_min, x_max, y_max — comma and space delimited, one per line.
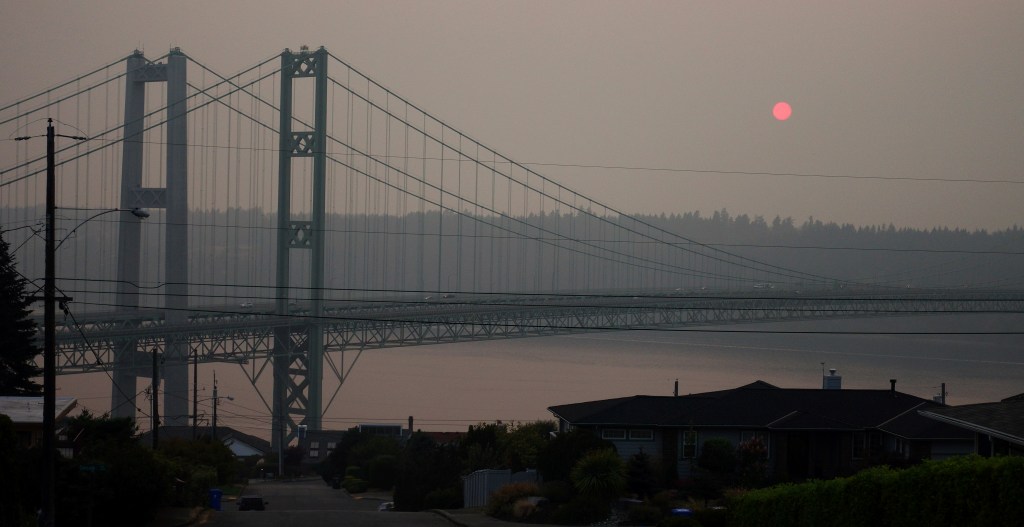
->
2, 47, 1021, 447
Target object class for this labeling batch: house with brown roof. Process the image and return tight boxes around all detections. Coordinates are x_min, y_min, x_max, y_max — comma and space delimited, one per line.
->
548, 380, 972, 482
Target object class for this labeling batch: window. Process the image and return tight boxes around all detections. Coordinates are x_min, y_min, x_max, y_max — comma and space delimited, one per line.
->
602, 429, 627, 440
629, 429, 654, 441
682, 431, 697, 458
310, 441, 320, 458
327, 441, 336, 451
853, 432, 881, 459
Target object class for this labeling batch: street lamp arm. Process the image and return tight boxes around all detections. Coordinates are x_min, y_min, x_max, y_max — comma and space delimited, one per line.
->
54, 208, 149, 251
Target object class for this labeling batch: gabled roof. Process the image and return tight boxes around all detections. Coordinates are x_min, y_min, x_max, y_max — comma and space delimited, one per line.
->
919, 399, 1024, 446
139, 425, 271, 455
549, 381, 969, 440
0, 396, 77, 425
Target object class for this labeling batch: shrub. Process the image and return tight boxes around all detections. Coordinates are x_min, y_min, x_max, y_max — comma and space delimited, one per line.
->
730, 455, 1024, 527
513, 498, 539, 519
342, 476, 369, 493
540, 480, 574, 504
486, 482, 540, 518
424, 487, 462, 509
570, 448, 627, 503
367, 454, 398, 489
549, 496, 609, 525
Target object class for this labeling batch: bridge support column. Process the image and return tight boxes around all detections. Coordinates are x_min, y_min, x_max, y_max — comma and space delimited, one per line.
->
273, 47, 328, 450
112, 49, 189, 426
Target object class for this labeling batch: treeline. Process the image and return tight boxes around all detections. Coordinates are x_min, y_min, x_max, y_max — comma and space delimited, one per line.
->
4, 206, 1022, 312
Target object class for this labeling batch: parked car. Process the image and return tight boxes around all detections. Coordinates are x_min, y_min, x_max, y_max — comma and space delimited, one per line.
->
377, 501, 394, 512
237, 495, 267, 511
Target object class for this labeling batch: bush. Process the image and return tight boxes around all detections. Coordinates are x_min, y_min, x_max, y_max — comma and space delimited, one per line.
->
424, 487, 462, 509
367, 454, 398, 489
486, 482, 540, 518
549, 496, 610, 525
342, 476, 369, 493
730, 455, 1024, 527
540, 480, 574, 504
571, 448, 627, 503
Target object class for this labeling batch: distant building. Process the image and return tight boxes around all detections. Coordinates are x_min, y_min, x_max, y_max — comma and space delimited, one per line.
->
549, 380, 972, 482
0, 396, 77, 450
138, 426, 271, 457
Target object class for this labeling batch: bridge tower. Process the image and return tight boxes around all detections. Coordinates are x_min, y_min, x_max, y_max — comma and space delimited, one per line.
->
110, 49, 190, 426
273, 47, 328, 448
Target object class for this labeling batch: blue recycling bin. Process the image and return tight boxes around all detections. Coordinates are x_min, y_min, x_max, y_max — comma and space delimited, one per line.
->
209, 488, 223, 511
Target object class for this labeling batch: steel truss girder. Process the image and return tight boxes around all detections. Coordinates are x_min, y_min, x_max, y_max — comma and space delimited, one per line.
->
48, 292, 1024, 439
52, 293, 1024, 375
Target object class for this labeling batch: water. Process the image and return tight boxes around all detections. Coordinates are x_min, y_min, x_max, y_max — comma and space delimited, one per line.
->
60, 314, 1024, 436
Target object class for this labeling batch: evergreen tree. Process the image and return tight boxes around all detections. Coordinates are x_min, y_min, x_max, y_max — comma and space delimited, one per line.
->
0, 228, 41, 395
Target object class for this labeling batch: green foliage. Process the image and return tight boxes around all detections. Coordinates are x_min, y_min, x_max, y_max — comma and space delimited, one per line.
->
629, 503, 665, 525
342, 476, 369, 493
367, 454, 399, 489
158, 436, 238, 485
485, 482, 541, 518
345, 465, 365, 479
736, 436, 768, 488
570, 448, 627, 503
548, 496, 610, 525
537, 427, 614, 483
539, 480, 574, 504
55, 412, 169, 526
730, 455, 1024, 527
394, 432, 463, 511
627, 449, 659, 498
0, 229, 41, 396
0, 414, 34, 526
462, 421, 555, 473
500, 421, 556, 472
697, 439, 735, 474
423, 487, 463, 509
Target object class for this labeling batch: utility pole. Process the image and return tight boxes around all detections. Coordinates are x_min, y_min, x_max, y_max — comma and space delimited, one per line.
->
152, 348, 160, 449
19, 118, 84, 527
42, 117, 57, 527
212, 371, 218, 440
192, 349, 198, 440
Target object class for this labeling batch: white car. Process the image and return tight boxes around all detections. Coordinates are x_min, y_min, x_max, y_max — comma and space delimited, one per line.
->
239, 302, 254, 309
377, 501, 394, 512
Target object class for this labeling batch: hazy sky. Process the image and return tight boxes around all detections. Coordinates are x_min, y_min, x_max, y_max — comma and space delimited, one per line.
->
3, 1, 1022, 230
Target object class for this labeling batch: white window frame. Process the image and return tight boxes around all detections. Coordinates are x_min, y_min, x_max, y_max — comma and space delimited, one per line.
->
629, 429, 654, 441
602, 428, 627, 440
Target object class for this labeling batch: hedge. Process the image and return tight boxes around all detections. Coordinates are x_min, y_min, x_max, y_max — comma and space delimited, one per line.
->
730, 455, 1024, 527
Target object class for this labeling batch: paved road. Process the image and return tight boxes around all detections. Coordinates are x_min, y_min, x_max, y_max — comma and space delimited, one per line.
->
206, 479, 452, 527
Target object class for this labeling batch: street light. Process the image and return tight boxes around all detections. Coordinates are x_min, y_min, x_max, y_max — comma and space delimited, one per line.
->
54, 207, 149, 250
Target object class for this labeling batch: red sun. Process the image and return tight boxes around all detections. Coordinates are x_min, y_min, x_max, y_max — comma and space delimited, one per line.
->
773, 101, 792, 121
